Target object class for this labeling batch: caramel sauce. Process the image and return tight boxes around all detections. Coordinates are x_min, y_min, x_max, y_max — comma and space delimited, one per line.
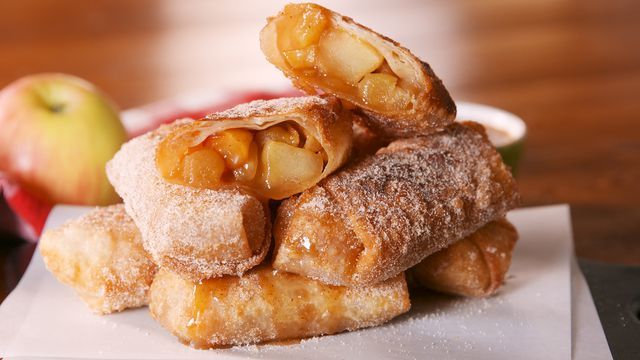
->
187, 276, 235, 341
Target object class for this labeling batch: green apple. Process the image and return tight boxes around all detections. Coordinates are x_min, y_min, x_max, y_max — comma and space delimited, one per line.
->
0, 73, 127, 205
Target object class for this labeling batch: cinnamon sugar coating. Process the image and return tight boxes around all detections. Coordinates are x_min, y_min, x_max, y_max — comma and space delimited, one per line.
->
409, 218, 518, 297
106, 120, 270, 281
149, 265, 410, 348
40, 204, 157, 314
274, 122, 519, 286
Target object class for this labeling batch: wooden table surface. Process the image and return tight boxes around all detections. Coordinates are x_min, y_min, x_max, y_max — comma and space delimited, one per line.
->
1, 0, 639, 302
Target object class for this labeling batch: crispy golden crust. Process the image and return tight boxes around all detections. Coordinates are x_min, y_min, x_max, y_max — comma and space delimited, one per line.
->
260, 3, 456, 138
39, 205, 157, 314
409, 218, 518, 297
106, 120, 271, 281
149, 266, 410, 348
273, 122, 519, 287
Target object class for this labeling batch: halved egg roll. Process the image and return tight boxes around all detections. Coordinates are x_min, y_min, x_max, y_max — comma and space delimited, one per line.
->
273, 122, 519, 287
260, 3, 456, 138
40, 205, 157, 314
107, 120, 271, 281
156, 95, 352, 200
149, 265, 410, 348
409, 218, 518, 297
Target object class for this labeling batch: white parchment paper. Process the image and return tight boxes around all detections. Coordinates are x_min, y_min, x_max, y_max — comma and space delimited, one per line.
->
0, 204, 611, 359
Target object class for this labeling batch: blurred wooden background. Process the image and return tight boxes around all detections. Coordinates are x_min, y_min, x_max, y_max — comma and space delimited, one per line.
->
1, 0, 639, 299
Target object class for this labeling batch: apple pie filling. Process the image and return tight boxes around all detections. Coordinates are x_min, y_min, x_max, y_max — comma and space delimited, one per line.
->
274, 3, 415, 112
156, 121, 328, 199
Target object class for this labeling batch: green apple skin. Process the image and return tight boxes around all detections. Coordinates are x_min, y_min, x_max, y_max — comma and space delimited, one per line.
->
0, 73, 127, 205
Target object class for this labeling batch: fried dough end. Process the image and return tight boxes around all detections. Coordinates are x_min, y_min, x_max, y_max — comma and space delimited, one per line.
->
409, 219, 518, 297
40, 204, 158, 314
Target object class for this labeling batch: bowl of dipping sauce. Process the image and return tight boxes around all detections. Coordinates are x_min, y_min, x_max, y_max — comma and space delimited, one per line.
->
456, 102, 526, 174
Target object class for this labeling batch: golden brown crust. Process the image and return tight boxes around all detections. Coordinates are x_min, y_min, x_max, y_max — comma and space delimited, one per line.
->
260, 3, 456, 138
409, 218, 518, 297
149, 266, 410, 348
39, 205, 157, 314
106, 120, 271, 281
273, 122, 519, 287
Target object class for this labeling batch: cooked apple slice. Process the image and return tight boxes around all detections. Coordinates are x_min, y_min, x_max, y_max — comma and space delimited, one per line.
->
156, 142, 184, 180
233, 142, 258, 183
206, 129, 253, 169
303, 134, 323, 153
390, 86, 411, 110
182, 148, 226, 188
357, 73, 397, 108
261, 141, 323, 192
255, 124, 300, 147
277, 3, 329, 51
317, 29, 384, 85
357, 73, 412, 111
156, 128, 201, 180
375, 61, 395, 76
283, 46, 317, 69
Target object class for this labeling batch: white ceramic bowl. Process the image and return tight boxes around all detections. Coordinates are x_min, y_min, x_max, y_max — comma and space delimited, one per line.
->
456, 102, 526, 172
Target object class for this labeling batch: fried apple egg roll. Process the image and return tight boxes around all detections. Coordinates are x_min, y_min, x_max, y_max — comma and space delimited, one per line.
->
155, 96, 352, 200
274, 122, 519, 287
149, 266, 410, 348
107, 121, 271, 282
409, 218, 518, 297
40, 205, 157, 314
261, 3, 456, 138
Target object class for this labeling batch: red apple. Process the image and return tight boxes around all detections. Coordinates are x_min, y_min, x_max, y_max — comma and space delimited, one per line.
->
0, 73, 127, 205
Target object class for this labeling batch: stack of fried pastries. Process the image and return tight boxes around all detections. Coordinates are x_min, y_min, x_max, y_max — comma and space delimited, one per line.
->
40, 3, 520, 349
